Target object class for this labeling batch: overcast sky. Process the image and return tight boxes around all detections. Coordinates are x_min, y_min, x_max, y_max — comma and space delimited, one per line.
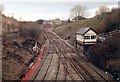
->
0, 0, 119, 21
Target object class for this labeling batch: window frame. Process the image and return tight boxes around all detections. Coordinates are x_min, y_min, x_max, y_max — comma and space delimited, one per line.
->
91, 36, 96, 39
84, 35, 96, 40
84, 36, 91, 39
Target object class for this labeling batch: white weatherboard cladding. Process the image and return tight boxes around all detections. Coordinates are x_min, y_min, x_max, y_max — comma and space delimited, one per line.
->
84, 29, 96, 36
84, 29, 97, 42
76, 29, 97, 43
76, 34, 83, 42
84, 38, 97, 42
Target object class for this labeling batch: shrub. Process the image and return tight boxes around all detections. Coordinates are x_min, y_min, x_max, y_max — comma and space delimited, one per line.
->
87, 33, 120, 79
95, 8, 120, 33
19, 27, 40, 40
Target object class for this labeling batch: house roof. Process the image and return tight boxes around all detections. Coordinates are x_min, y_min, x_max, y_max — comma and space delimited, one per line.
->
73, 16, 86, 20
76, 27, 91, 35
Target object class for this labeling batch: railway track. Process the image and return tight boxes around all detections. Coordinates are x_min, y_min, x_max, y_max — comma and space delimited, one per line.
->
59, 40, 112, 81
48, 34, 102, 81
34, 45, 54, 80
55, 44, 84, 81
32, 30, 113, 81
45, 32, 84, 81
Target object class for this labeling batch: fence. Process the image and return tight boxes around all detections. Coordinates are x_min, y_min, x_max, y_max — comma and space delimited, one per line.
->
98, 30, 120, 38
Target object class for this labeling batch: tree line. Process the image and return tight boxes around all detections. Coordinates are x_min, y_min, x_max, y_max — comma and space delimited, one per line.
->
70, 4, 113, 20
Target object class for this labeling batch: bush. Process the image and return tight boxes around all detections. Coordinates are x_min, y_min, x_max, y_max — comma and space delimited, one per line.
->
87, 33, 120, 79
19, 27, 40, 40
36, 19, 44, 24
95, 8, 120, 33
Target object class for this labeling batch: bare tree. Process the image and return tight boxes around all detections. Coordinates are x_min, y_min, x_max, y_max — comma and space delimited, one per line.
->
96, 6, 109, 15
70, 5, 86, 20
19, 16, 22, 21
0, 4, 4, 14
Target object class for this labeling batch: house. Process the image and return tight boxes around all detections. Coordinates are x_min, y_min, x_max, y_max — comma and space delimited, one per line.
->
76, 27, 98, 45
50, 18, 62, 28
72, 16, 86, 21
42, 20, 53, 30
75, 27, 98, 53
